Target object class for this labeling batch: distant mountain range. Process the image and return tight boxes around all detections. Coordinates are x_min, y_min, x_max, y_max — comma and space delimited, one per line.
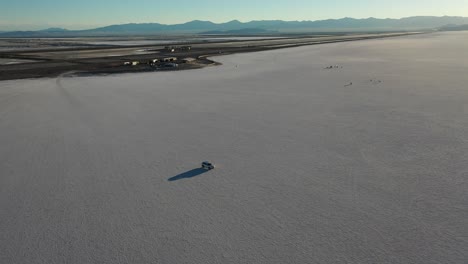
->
38, 28, 69, 32
1, 16, 468, 37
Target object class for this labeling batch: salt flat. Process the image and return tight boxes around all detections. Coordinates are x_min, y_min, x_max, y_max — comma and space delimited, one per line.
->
1, 32, 467, 264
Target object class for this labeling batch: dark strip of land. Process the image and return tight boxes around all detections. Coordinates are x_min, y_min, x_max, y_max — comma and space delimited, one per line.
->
0, 32, 421, 81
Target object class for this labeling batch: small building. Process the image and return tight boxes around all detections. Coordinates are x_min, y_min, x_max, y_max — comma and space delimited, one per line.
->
164, 46, 175, 52
162, 57, 177, 62
149, 59, 160, 65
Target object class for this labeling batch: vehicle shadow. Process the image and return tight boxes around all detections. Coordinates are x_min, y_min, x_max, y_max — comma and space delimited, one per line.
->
168, 168, 209, 182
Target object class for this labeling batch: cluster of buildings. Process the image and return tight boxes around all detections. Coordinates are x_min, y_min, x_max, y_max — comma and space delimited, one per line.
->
122, 57, 197, 69
121, 45, 195, 69
123, 57, 178, 66
324, 65, 343, 69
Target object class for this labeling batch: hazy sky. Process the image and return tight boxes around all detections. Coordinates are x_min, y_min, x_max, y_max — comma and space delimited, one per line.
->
1, 0, 467, 30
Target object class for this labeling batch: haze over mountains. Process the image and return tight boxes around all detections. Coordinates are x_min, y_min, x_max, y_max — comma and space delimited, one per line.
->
1, 16, 468, 36
439, 24, 468, 31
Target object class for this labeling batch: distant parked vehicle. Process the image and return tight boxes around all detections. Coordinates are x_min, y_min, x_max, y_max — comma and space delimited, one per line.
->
201, 161, 215, 170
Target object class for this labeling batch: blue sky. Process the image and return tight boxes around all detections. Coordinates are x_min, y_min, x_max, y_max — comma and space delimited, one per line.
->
1, 0, 467, 30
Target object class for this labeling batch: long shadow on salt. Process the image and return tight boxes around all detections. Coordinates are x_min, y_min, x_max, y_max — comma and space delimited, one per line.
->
168, 168, 209, 182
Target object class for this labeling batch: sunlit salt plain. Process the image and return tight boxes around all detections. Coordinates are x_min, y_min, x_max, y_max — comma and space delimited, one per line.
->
1, 32, 467, 264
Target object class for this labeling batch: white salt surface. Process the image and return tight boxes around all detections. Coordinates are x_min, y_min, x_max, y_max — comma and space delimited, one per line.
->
1, 32, 467, 263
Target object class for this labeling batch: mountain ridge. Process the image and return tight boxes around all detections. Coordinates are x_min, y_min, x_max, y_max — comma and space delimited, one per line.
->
2, 16, 468, 37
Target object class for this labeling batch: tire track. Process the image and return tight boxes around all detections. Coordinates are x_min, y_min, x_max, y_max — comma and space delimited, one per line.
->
56, 71, 82, 108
